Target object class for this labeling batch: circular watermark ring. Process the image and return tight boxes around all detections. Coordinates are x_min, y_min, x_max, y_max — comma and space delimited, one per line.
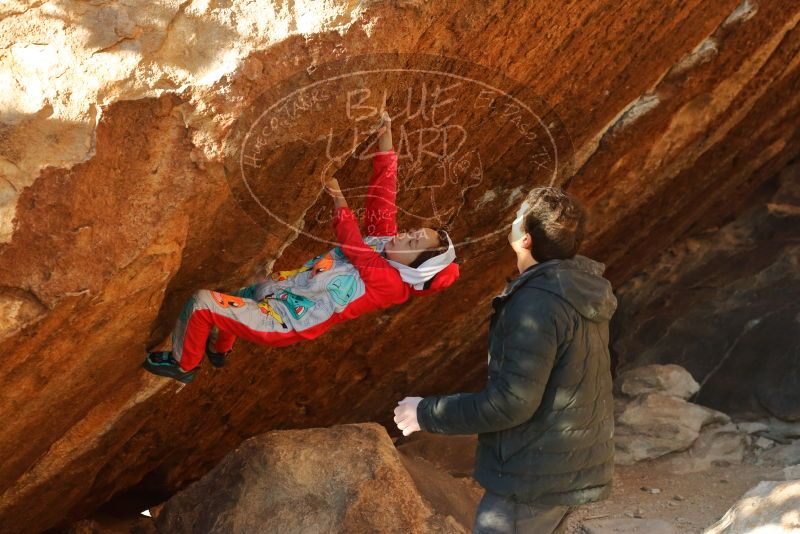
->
223, 52, 573, 261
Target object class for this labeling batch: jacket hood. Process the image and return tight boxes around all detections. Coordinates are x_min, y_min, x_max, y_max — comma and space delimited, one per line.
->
502, 255, 618, 322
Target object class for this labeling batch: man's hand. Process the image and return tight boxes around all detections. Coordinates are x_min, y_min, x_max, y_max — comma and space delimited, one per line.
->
394, 396, 423, 436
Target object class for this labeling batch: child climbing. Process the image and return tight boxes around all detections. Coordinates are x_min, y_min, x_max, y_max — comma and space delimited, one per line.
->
143, 111, 460, 383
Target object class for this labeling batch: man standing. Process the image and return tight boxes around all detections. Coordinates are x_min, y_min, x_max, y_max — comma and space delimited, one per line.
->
394, 187, 617, 533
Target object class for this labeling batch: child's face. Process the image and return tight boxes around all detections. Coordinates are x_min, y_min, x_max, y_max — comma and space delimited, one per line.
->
385, 227, 441, 266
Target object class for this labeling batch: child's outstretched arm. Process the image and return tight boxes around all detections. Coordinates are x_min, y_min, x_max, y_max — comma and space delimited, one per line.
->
325, 177, 349, 211
326, 178, 405, 304
364, 111, 398, 237
375, 111, 393, 152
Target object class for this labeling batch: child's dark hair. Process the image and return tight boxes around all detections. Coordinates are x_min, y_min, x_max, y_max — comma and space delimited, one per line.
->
409, 227, 449, 269
522, 187, 587, 262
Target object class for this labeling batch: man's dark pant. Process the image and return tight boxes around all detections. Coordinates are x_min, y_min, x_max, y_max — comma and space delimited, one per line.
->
472, 491, 570, 534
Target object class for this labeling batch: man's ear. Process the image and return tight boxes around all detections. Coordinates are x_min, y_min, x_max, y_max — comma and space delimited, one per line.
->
521, 232, 533, 250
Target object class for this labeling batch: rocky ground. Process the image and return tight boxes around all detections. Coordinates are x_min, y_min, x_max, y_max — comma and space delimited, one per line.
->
62, 363, 800, 533
64, 437, 797, 534
561, 461, 784, 533
393, 422, 800, 534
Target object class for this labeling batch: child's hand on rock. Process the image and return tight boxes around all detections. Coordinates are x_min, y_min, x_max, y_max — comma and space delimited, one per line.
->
374, 111, 391, 138
375, 109, 393, 152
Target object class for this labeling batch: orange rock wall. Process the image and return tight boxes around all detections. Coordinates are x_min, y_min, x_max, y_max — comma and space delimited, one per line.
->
1, 0, 799, 531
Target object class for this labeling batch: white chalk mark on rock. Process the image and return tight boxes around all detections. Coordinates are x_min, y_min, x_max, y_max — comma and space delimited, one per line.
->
723, 0, 759, 27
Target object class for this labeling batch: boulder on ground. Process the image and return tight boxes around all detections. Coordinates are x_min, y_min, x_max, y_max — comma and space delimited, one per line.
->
735, 421, 770, 435
704, 480, 800, 533
764, 418, 800, 441
398, 451, 482, 529
756, 439, 800, 467
615, 393, 729, 464
654, 423, 746, 474
784, 465, 800, 480
396, 432, 482, 528
154, 423, 464, 534
616, 364, 700, 400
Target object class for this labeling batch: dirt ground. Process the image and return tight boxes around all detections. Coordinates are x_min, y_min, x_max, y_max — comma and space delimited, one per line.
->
560, 461, 785, 533
401, 459, 784, 533
396, 433, 787, 533
66, 436, 786, 533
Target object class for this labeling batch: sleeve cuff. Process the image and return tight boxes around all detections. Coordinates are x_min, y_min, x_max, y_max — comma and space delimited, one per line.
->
416, 396, 437, 433
373, 149, 395, 156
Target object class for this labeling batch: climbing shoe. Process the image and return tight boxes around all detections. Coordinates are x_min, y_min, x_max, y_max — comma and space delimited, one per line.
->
205, 341, 231, 369
142, 351, 197, 384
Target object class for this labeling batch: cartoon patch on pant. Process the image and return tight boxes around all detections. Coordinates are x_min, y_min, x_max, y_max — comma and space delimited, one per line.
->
270, 249, 336, 281
309, 251, 335, 279
327, 275, 357, 306
271, 265, 311, 282
257, 298, 288, 329
211, 291, 245, 308
269, 290, 316, 320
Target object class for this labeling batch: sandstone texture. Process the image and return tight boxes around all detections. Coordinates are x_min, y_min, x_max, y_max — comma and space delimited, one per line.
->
653, 422, 746, 474
397, 432, 478, 478
756, 440, 800, 468
785, 465, 800, 481
613, 364, 749, 469
704, 480, 800, 533
612, 162, 800, 421
154, 423, 464, 533
2, 0, 800, 532
614, 392, 731, 464
617, 364, 700, 400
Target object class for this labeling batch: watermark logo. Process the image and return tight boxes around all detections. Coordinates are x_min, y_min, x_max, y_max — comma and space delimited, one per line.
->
224, 53, 573, 259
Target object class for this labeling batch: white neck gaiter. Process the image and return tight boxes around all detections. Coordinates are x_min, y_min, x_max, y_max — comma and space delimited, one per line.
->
385, 232, 457, 290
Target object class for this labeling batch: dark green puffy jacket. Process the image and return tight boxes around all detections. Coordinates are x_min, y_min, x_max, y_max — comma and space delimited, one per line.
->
417, 255, 617, 506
